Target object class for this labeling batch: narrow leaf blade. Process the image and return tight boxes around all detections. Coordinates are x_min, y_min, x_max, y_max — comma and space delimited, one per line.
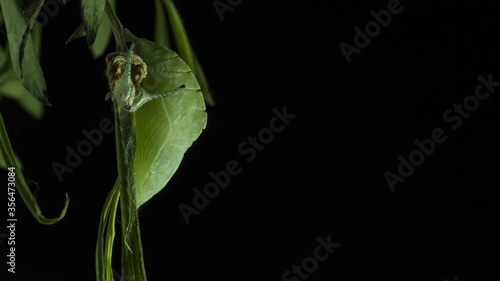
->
164, 0, 215, 105
96, 181, 120, 281
193, 56, 215, 106
80, 0, 106, 45
154, 0, 170, 48
164, 0, 193, 66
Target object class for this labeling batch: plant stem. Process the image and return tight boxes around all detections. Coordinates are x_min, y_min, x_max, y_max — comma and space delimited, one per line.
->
114, 99, 148, 281
104, 2, 148, 280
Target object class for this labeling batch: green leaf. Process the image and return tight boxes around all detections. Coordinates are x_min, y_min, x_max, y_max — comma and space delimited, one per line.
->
96, 180, 120, 281
19, 0, 44, 23
0, 4, 3, 26
91, 0, 115, 59
193, 55, 215, 106
0, 112, 69, 224
132, 38, 207, 207
33, 25, 42, 58
0, 73, 44, 119
154, 0, 170, 48
0, 150, 22, 170
124, 28, 139, 42
0, 44, 9, 73
164, 0, 215, 106
164, 0, 193, 67
67, 0, 114, 58
19, 0, 44, 68
0, 0, 49, 105
0, 28, 44, 119
80, 0, 106, 45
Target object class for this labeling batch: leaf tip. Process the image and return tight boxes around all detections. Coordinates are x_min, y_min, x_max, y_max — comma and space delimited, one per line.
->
81, 14, 97, 46
42, 98, 52, 107
85, 32, 97, 47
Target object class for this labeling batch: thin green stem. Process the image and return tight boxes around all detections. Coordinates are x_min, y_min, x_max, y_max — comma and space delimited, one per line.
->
102, 2, 147, 280
114, 100, 147, 281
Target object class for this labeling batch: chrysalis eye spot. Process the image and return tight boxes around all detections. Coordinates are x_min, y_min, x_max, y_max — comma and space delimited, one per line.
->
105, 52, 128, 90
105, 41, 179, 112
105, 52, 148, 92
130, 55, 148, 88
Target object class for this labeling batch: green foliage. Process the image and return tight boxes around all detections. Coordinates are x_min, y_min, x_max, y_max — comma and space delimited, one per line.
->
154, 0, 170, 48
0, 149, 22, 170
0, 31, 44, 119
0, 112, 69, 224
91, 0, 115, 59
162, 0, 216, 105
133, 38, 207, 207
0, 1, 211, 280
0, 0, 48, 105
81, 0, 107, 45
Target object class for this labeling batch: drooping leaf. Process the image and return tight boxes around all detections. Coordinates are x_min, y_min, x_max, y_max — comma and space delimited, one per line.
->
0, 28, 44, 119
91, 0, 115, 59
0, 112, 69, 224
66, 0, 113, 58
0, 0, 48, 104
0, 72, 44, 119
19, 0, 44, 69
154, 0, 170, 48
80, 0, 106, 45
132, 38, 207, 207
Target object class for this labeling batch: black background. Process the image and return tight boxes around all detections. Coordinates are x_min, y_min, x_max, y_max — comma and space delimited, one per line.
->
1, 0, 500, 280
